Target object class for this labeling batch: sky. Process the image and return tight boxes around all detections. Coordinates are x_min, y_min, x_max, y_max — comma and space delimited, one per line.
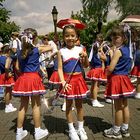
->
3, 0, 119, 35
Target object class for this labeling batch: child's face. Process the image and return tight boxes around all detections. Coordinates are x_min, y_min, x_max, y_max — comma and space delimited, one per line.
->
63, 28, 77, 48
111, 35, 124, 48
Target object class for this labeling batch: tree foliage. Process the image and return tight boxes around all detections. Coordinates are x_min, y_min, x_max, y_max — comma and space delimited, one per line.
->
71, 0, 140, 49
116, 0, 140, 19
0, 0, 20, 43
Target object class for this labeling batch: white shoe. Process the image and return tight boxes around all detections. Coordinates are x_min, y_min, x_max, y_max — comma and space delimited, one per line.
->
69, 130, 80, 140
61, 102, 66, 111
61, 102, 75, 112
34, 128, 49, 140
92, 100, 104, 107
77, 128, 88, 140
105, 99, 113, 104
16, 130, 28, 140
5, 104, 17, 113
131, 78, 137, 83
135, 93, 140, 99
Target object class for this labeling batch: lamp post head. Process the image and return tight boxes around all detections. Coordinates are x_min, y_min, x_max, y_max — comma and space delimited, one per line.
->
52, 6, 58, 22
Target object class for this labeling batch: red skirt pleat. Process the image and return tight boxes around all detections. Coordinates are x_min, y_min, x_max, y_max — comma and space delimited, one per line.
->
130, 66, 140, 78
58, 73, 90, 99
86, 67, 107, 81
104, 74, 135, 99
48, 71, 61, 85
0, 73, 15, 87
12, 72, 46, 96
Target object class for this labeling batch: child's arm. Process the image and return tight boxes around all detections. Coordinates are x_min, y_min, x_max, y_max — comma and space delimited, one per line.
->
5, 57, 13, 78
57, 51, 71, 92
98, 47, 107, 61
107, 49, 122, 75
98, 47, 107, 69
39, 65, 48, 79
79, 49, 89, 68
38, 45, 53, 54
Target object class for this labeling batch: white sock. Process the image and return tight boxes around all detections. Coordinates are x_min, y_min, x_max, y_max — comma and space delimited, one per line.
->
121, 123, 128, 130
17, 127, 23, 133
6, 104, 10, 108
68, 123, 75, 131
113, 125, 121, 133
35, 127, 40, 133
92, 99, 98, 103
77, 121, 84, 130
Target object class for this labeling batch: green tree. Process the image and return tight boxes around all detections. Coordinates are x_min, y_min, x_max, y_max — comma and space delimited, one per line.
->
116, 0, 140, 19
0, 0, 20, 43
80, 0, 112, 32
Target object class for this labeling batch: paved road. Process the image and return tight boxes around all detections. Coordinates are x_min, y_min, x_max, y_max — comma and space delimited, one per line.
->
0, 84, 140, 140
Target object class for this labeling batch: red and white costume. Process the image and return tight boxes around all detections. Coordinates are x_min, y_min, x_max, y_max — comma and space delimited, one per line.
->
105, 46, 135, 99
0, 56, 15, 87
12, 47, 46, 96
58, 46, 90, 99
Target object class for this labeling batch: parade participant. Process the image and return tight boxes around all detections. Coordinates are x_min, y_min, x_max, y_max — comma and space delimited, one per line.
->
12, 34, 52, 140
104, 41, 116, 104
130, 29, 140, 99
10, 32, 22, 80
10, 32, 22, 52
41, 35, 58, 80
57, 24, 89, 140
0, 44, 16, 113
87, 33, 107, 107
104, 26, 135, 139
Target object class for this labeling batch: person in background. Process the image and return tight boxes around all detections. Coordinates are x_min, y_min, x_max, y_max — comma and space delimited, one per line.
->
87, 33, 107, 107
10, 32, 22, 52
104, 26, 135, 139
57, 24, 89, 140
41, 35, 58, 80
0, 44, 17, 113
12, 33, 52, 140
130, 30, 140, 99
10, 32, 22, 81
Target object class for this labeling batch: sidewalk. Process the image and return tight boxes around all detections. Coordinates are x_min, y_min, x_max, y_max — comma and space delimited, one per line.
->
0, 86, 140, 140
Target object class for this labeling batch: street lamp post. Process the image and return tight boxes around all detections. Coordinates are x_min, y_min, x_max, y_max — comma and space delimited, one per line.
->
52, 6, 58, 36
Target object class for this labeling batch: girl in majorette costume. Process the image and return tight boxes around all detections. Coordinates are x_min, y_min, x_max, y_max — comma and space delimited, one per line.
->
130, 28, 140, 99
12, 34, 52, 140
104, 26, 135, 139
87, 33, 107, 107
57, 24, 89, 140
0, 44, 17, 113
48, 55, 61, 89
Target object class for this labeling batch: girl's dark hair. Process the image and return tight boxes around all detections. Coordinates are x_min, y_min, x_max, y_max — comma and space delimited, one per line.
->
1, 45, 11, 54
62, 24, 77, 36
110, 26, 128, 44
21, 42, 34, 59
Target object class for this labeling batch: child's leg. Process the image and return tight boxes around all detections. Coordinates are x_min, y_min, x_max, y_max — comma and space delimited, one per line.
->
75, 99, 83, 122
5, 87, 17, 113
91, 81, 99, 100
121, 98, 130, 137
91, 81, 104, 107
66, 99, 80, 140
135, 77, 140, 99
114, 99, 123, 126
17, 96, 29, 128
122, 99, 129, 124
16, 96, 29, 140
31, 95, 41, 128
104, 99, 123, 139
31, 95, 49, 140
66, 99, 73, 123
75, 99, 88, 140
5, 87, 12, 105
